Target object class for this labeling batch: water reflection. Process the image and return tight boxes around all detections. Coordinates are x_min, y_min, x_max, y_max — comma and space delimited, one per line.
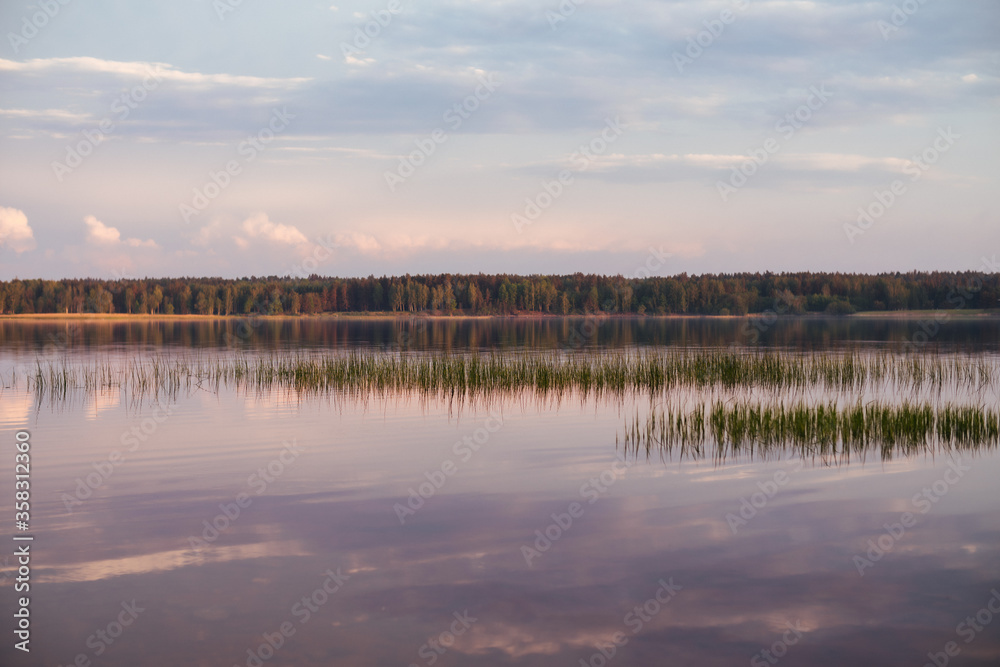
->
0, 320, 998, 666
2, 315, 999, 353
14, 484, 1000, 666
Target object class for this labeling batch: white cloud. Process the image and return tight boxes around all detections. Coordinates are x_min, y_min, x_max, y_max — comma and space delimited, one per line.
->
335, 232, 382, 253
192, 219, 225, 246
84, 215, 121, 244
241, 213, 308, 246
0, 108, 91, 123
0, 206, 36, 253
84, 215, 158, 248
0, 57, 310, 89
529, 151, 923, 177
776, 153, 912, 173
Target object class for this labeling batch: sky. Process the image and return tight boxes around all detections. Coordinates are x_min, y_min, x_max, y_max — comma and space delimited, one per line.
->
0, 0, 997, 280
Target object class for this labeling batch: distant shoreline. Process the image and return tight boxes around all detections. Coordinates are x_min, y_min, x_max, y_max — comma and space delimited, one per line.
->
2, 310, 998, 322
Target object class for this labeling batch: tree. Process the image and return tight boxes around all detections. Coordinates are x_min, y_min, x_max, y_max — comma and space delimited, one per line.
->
195, 288, 212, 315
177, 285, 193, 314
287, 291, 301, 315
222, 286, 235, 315
150, 286, 163, 314
825, 300, 856, 315
303, 292, 322, 314
89, 286, 114, 313
2, 272, 997, 318
499, 279, 516, 313
442, 281, 457, 312
389, 284, 404, 312
467, 283, 482, 312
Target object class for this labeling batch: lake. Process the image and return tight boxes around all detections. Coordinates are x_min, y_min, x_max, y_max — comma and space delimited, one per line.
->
1, 316, 999, 666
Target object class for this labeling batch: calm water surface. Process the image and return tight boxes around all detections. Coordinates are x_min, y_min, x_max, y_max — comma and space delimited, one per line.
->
1, 317, 999, 666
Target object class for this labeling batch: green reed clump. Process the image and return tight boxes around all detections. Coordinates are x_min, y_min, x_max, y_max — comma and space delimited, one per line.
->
623, 400, 1000, 460
619, 403, 707, 460
937, 404, 1000, 448
14, 349, 1000, 400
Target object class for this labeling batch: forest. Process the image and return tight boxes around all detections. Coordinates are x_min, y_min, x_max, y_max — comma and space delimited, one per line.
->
0, 271, 995, 316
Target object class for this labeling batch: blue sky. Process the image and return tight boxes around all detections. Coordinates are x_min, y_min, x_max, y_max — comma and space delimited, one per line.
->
0, 0, 997, 279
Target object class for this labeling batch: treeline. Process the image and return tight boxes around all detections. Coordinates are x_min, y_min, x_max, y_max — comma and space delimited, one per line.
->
0, 272, 995, 316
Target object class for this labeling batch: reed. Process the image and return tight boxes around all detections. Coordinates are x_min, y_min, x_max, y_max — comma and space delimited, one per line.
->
620, 400, 1000, 460
11, 349, 999, 400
